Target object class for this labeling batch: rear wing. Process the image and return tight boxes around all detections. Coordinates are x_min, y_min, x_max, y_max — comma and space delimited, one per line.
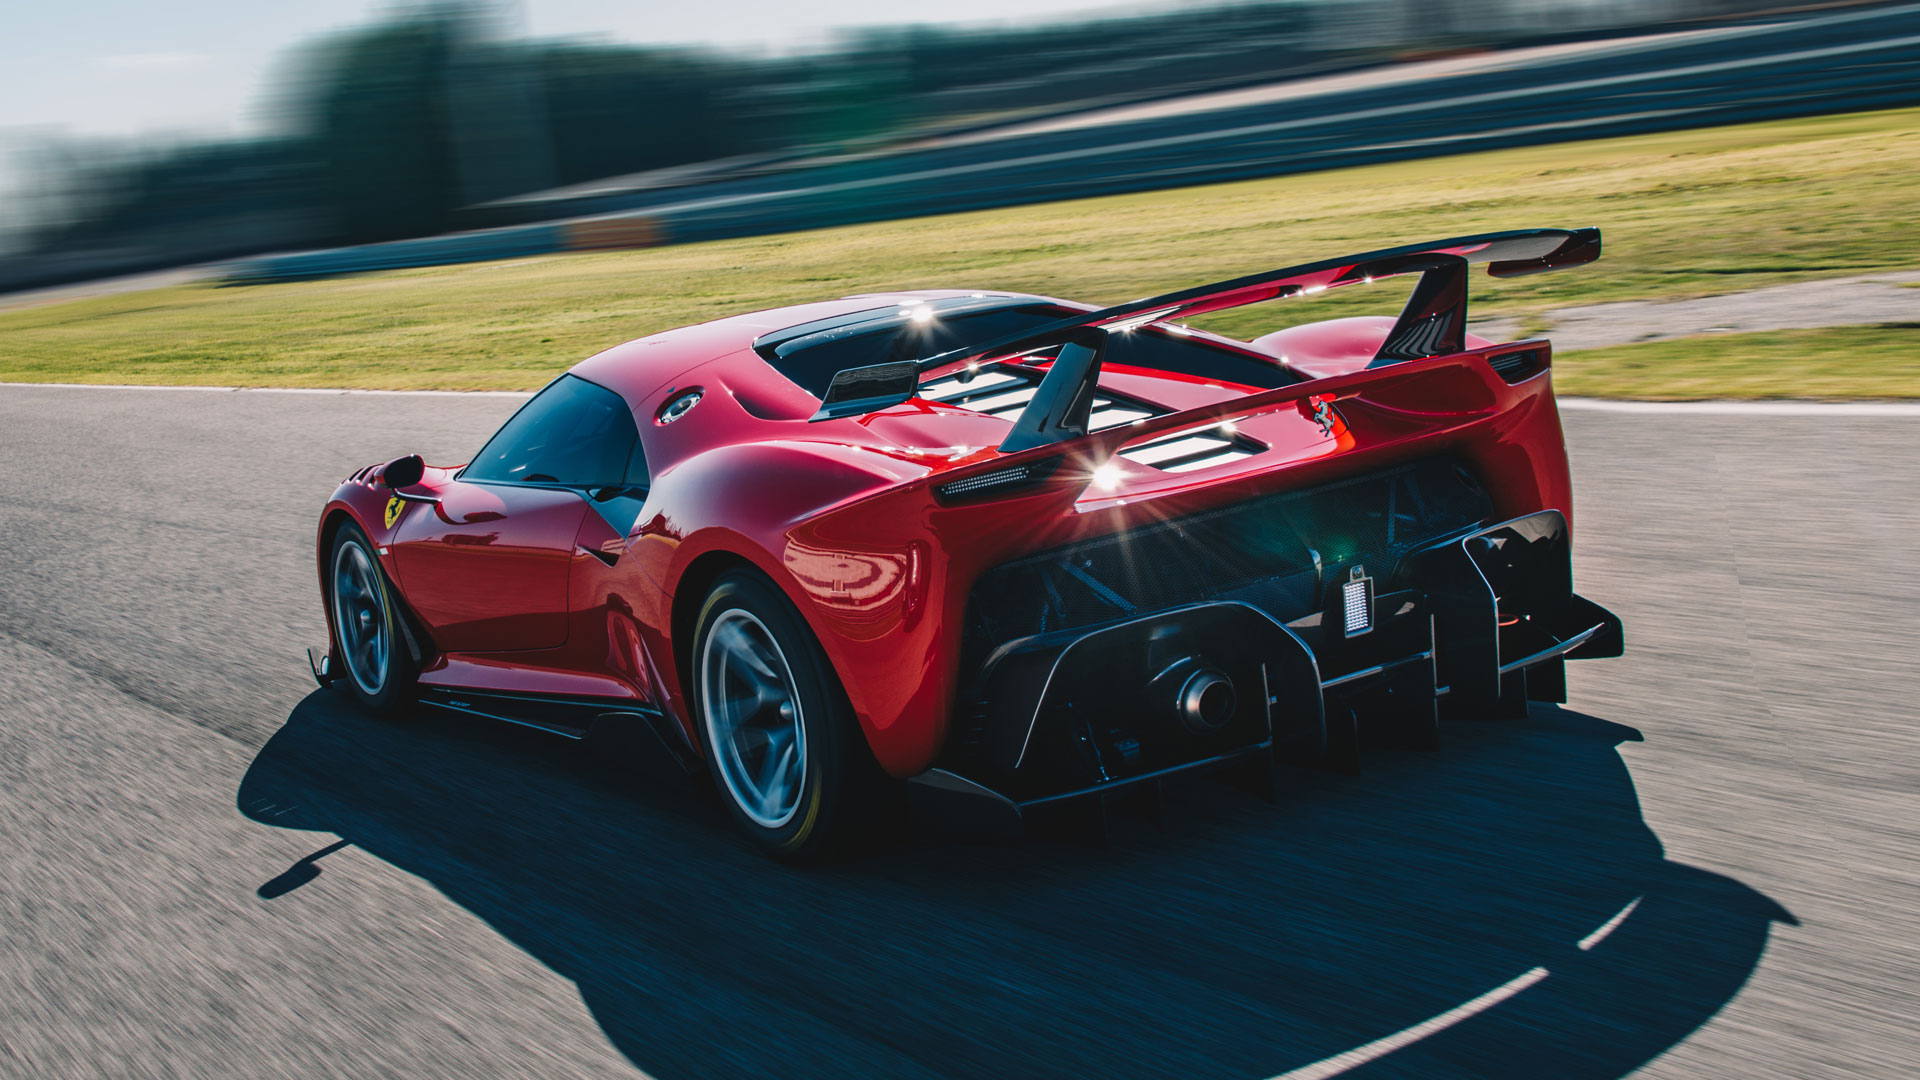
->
811, 227, 1600, 438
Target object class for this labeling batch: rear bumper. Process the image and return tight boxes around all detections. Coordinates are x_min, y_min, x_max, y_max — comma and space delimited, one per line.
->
909, 510, 1620, 833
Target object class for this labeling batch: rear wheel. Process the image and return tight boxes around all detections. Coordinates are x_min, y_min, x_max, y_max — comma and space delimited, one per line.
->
692, 571, 868, 861
328, 521, 418, 717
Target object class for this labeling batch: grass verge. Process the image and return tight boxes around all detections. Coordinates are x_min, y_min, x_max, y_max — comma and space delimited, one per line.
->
0, 106, 1916, 393
1552, 324, 1920, 400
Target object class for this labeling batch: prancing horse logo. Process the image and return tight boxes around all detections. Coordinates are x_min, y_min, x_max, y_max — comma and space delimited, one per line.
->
384, 496, 405, 529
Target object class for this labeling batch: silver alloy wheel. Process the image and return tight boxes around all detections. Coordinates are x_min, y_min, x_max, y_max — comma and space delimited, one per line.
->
699, 608, 808, 829
331, 539, 390, 697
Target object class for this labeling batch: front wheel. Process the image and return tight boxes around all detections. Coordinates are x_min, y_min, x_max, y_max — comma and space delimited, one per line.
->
692, 572, 868, 861
328, 521, 418, 717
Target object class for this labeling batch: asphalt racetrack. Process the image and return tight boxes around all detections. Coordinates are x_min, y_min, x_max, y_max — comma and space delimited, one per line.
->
0, 384, 1914, 1078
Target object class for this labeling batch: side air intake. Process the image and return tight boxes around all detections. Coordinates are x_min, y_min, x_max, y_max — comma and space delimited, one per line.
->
1485, 348, 1547, 384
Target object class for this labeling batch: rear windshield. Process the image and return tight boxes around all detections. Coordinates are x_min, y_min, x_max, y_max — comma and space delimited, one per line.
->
763, 304, 1071, 398
1103, 328, 1300, 390
760, 298, 1300, 398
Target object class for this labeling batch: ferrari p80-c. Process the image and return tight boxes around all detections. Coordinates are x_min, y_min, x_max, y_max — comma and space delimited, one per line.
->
312, 228, 1624, 860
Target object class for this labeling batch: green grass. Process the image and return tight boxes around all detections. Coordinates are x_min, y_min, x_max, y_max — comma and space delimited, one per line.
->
1, 106, 1917, 393
1553, 324, 1920, 400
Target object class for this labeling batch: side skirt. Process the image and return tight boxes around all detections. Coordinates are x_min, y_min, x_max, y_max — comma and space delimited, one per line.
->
413, 686, 696, 773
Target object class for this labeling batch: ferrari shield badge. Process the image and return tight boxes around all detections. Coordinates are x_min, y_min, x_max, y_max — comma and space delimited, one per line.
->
384, 496, 405, 528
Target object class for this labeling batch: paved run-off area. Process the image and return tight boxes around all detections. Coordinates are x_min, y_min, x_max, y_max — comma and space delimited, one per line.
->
1472, 270, 1920, 351
0, 384, 1914, 1079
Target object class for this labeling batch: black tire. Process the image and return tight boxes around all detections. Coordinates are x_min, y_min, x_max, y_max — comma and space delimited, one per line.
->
690, 571, 871, 861
326, 521, 419, 718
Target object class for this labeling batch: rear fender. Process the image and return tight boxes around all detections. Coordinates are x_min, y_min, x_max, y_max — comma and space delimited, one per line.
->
637, 440, 938, 769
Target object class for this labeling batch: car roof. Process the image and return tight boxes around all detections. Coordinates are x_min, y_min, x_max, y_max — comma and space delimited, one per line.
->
569, 290, 1053, 405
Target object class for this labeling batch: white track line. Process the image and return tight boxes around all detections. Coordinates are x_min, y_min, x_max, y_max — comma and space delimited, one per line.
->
0, 382, 533, 398
1579, 896, 1643, 951
1558, 397, 1920, 416
7, 382, 1914, 415
1268, 967, 1553, 1080
1265, 894, 1646, 1080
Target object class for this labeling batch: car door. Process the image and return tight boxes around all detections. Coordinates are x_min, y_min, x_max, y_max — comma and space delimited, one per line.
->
391, 374, 643, 654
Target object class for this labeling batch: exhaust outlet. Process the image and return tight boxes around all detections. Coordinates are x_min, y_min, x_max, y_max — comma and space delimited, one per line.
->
1175, 666, 1236, 735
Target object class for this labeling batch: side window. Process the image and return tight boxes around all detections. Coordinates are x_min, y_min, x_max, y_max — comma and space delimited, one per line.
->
624, 432, 649, 488
463, 375, 640, 487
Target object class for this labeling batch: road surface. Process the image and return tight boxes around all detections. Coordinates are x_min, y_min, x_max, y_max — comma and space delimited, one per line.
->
0, 384, 1913, 1078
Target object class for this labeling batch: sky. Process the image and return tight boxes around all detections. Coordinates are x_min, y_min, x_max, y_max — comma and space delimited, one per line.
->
0, 0, 1147, 141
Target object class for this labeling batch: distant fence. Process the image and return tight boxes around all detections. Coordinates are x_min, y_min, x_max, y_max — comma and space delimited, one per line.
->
223, 214, 670, 283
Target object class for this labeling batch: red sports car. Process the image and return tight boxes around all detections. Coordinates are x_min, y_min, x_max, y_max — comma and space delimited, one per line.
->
312, 228, 1622, 859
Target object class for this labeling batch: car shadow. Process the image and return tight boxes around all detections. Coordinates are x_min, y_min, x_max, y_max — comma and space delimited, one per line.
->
239, 692, 1791, 1080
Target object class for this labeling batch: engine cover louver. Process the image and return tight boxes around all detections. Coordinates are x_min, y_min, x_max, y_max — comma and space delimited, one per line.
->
922, 366, 1261, 473
920, 369, 1151, 432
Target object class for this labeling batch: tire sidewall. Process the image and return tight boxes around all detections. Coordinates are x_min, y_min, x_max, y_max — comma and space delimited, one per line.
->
327, 521, 418, 718
691, 571, 855, 861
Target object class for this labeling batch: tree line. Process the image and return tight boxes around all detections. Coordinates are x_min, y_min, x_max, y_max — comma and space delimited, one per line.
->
7, 0, 1780, 288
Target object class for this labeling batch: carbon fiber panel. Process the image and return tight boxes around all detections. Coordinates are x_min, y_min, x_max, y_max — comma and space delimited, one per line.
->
959, 457, 1495, 678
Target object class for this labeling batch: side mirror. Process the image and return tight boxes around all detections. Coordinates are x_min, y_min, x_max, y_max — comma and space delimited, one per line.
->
378, 454, 425, 489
